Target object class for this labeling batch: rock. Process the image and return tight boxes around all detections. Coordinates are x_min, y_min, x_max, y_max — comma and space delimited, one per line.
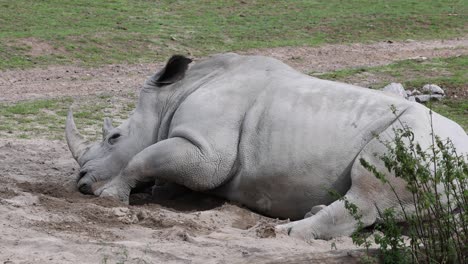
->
382, 83, 407, 98
111, 207, 129, 217
111, 207, 139, 224
412, 94, 444, 103
422, 84, 444, 95
409, 56, 428, 62
409, 89, 421, 96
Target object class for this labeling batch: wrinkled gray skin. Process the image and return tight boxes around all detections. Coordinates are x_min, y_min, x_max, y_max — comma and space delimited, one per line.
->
66, 53, 468, 240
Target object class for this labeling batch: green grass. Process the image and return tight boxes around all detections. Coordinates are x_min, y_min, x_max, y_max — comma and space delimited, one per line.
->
0, 96, 135, 140
431, 100, 468, 130
314, 55, 468, 130
2, 99, 63, 115
316, 55, 468, 90
1, 0, 467, 69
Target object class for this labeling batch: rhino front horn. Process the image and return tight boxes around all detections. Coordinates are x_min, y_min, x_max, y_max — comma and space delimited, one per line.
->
65, 109, 90, 165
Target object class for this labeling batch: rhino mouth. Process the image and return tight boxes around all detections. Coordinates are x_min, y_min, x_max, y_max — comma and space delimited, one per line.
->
77, 182, 93, 194
77, 177, 107, 195
76, 169, 91, 194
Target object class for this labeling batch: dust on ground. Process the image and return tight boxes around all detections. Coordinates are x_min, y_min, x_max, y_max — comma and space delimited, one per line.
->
0, 139, 362, 263
1, 38, 467, 263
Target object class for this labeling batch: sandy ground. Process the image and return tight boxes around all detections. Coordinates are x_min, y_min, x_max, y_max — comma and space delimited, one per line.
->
1, 38, 467, 263
0, 139, 365, 264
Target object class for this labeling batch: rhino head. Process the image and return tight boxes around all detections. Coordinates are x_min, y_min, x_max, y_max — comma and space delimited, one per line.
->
66, 55, 193, 194
66, 113, 133, 194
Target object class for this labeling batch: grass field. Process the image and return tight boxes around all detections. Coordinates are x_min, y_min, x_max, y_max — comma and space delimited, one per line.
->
1, 0, 467, 69
315, 55, 468, 93
0, 95, 136, 140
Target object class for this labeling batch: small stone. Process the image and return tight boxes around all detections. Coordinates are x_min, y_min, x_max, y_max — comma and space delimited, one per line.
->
409, 56, 428, 62
413, 94, 444, 103
422, 84, 444, 95
382, 83, 407, 98
112, 207, 129, 217
411, 89, 421, 96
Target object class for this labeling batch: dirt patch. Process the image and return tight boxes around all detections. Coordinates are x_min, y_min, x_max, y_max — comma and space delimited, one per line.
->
30, 220, 120, 241
10, 37, 66, 57
0, 187, 18, 199
1, 37, 467, 103
17, 181, 122, 208
244, 37, 468, 73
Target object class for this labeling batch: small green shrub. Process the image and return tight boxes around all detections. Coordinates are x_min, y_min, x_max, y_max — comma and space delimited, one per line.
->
342, 106, 467, 263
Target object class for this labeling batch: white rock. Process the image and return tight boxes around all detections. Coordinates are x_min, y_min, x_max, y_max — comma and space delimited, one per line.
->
413, 94, 444, 103
382, 83, 407, 98
409, 56, 428, 62
422, 84, 444, 95
111, 207, 129, 217
411, 89, 421, 96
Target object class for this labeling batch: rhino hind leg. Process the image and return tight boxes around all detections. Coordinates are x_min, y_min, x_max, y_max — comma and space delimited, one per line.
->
276, 189, 379, 240
277, 130, 412, 240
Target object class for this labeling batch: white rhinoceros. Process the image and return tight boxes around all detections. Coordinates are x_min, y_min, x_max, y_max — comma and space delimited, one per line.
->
66, 53, 468, 240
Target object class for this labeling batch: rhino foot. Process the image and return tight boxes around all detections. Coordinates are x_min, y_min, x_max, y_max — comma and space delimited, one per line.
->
94, 180, 131, 204
275, 221, 318, 242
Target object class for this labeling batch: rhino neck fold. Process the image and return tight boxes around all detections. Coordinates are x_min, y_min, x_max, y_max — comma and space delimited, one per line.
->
122, 92, 162, 152
151, 70, 221, 143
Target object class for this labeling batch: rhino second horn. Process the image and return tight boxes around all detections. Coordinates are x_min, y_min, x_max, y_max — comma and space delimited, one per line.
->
65, 109, 90, 165
102, 117, 114, 139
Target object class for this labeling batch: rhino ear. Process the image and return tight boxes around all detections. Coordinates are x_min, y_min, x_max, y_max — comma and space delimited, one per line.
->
154, 55, 192, 86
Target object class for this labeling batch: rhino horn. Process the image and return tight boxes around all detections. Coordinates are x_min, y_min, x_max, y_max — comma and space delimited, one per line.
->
65, 109, 90, 165
102, 117, 114, 139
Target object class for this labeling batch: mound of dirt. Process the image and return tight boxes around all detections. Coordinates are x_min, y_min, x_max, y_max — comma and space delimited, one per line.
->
0, 138, 365, 263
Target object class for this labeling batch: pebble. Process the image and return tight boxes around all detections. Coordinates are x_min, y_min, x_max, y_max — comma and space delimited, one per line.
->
422, 84, 445, 95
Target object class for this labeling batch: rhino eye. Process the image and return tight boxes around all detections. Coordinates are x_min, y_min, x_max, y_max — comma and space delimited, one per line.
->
108, 133, 121, 145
